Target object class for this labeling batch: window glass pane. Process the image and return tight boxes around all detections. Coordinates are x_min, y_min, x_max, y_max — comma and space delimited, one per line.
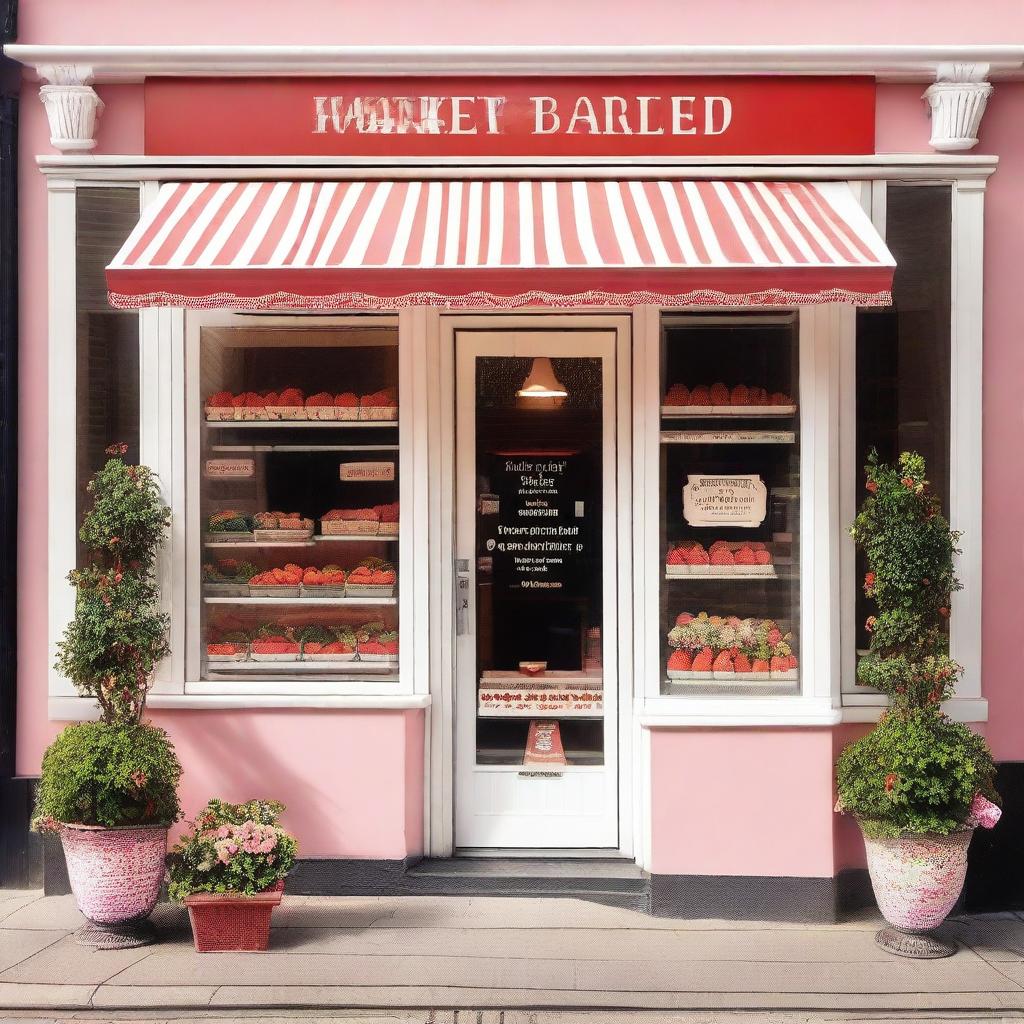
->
76, 187, 140, 565
196, 326, 400, 683
659, 313, 801, 697
853, 184, 952, 672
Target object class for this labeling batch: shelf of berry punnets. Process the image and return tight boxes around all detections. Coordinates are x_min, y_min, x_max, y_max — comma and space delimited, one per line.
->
665, 612, 798, 684
665, 540, 780, 579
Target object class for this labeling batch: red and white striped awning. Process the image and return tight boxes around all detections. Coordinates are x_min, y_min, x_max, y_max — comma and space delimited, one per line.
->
106, 180, 894, 311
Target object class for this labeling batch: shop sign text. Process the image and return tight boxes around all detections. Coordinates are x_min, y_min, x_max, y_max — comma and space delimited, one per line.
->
683, 474, 767, 528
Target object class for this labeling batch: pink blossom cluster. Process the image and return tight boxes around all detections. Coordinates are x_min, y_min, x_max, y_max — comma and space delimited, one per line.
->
209, 820, 280, 865
967, 793, 1002, 830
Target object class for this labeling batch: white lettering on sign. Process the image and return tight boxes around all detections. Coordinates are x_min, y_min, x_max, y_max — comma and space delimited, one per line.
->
312, 93, 734, 138
204, 458, 254, 479
683, 474, 767, 528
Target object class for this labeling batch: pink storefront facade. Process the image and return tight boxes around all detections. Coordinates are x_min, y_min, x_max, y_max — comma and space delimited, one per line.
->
3, 2, 1023, 917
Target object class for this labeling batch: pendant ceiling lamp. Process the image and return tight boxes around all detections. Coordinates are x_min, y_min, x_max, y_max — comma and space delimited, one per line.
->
517, 357, 567, 400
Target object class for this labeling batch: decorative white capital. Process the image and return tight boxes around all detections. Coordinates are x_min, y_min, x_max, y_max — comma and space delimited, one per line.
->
37, 64, 104, 153
923, 63, 993, 153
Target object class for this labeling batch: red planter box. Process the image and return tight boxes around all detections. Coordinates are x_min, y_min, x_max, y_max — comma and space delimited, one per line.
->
184, 882, 284, 952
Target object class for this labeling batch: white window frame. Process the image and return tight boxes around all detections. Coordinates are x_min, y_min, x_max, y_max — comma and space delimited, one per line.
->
839, 178, 988, 724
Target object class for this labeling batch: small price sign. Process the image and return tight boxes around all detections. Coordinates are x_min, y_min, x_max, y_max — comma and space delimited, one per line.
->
340, 461, 395, 481
683, 474, 767, 527
204, 458, 254, 479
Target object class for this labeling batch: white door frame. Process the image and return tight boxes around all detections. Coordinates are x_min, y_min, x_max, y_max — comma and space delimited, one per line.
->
427, 312, 634, 858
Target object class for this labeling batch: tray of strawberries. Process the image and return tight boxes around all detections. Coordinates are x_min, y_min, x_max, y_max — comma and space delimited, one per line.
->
356, 624, 399, 662
250, 627, 302, 661
358, 388, 398, 421
253, 511, 314, 542
206, 632, 250, 662
248, 564, 303, 597
345, 559, 397, 597
666, 611, 798, 684
662, 382, 796, 418
299, 626, 358, 661
666, 540, 775, 578
300, 565, 347, 598
321, 507, 380, 536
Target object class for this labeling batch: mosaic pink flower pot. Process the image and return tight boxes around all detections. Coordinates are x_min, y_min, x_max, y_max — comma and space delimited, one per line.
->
863, 828, 973, 958
60, 824, 168, 947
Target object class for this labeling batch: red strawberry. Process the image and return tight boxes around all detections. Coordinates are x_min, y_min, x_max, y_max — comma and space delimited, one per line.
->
709, 382, 730, 405
734, 653, 753, 673
667, 548, 685, 565
668, 650, 692, 671
689, 385, 712, 406
770, 655, 788, 673
754, 549, 773, 565
685, 545, 710, 566
712, 650, 734, 672
692, 647, 714, 673
734, 546, 756, 565
730, 384, 750, 405
752, 659, 771, 674
710, 547, 735, 566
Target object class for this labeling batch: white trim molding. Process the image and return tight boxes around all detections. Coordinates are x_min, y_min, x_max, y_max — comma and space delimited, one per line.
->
37, 64, 104, 153
6, 44, 1024, 83
924, 63, 994, 153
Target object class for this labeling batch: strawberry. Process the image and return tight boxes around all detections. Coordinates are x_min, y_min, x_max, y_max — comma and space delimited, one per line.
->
303, 568, 323, 585
770, 655, 788, 673
709, 382, 730, 405
664, 384, 690, 406
206, 390, 234, 408
335, 392, 359, 407
207, 642, 244, 656
787, 655, 799, 670
306, 392, 333, 407
770, 391, 792, 406
692, 647, 714, 673
712, 650, 734, 673
263, 390, 280, 406
734, 546, 756, 565
689, 385, 711, 406
734, 653, 753, 673
730, 384, 750, 405
748, 387, 768, 405
668, 650, 692, 671
710, 547, 735, 566
685, 545, 710, 566
754, 549, 773, 565
278, 388, 304, 407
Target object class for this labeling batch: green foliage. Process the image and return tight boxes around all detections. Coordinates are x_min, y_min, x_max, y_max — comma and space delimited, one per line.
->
849, 451, 962, 707
54, 445, 171, 725
836, 708, 998, 838
837, 451, 999, 836
31, 722, 182, 831
166, 798, 298, 901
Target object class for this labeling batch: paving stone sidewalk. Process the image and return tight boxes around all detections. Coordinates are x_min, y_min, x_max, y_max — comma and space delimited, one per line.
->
4, 888, 1024, 1015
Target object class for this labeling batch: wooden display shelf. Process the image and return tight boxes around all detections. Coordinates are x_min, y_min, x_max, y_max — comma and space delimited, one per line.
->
205, 420, 397, 429
661, 429, 796, 445
661, 405, 797, 419
203, 596, 396, 606
664, 568, 779, 580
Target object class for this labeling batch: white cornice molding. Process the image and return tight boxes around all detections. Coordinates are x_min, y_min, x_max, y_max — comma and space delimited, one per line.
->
923, 62, 994, 152
5, 44, 1024, 83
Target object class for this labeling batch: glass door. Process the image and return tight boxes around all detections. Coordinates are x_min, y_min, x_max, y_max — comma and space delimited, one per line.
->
454, 330, 618, 850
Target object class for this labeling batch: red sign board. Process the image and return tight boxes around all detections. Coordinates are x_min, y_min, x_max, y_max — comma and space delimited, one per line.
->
145, 76, 874, 158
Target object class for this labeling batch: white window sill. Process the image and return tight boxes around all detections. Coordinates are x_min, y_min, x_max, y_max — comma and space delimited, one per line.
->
48, 693, 431, 720
840, 696, 987, 724
639, 696, 842, 728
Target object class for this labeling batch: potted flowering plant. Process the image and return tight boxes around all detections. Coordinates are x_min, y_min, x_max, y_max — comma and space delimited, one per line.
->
32, 444, 180, 949
167, 798, 298, 952
836, 452, 1001, 958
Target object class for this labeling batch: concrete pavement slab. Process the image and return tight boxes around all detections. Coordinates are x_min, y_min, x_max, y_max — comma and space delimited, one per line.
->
0, 983, 98, 1010
90, 986, 219, 1010
0, 935, 156, 986
0, 897, 84, 933
0, 930, 66, 973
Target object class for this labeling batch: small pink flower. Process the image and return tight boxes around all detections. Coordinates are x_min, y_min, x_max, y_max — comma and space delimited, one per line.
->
267, 854, 275, 865
259, 837, 277, 854
217, 825, 231, 839
967, 793, 1002, 830
130, 770, 148, 788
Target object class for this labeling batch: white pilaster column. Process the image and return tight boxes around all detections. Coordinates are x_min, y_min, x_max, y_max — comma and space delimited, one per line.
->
37, 64, 104, 152
923, 63, 993, 153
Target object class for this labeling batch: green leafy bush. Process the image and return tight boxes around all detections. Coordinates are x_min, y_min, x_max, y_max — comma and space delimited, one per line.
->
55, 444, 171, 725
837, 451, 1000, 837
32, 722, 182, 831
166, 799, 298, 901
836, 708, 998, 838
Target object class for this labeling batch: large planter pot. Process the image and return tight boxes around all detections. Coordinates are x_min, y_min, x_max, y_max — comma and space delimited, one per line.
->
863, 827, 973, 958
184, 881, 285, 952
59, 823, 169, 948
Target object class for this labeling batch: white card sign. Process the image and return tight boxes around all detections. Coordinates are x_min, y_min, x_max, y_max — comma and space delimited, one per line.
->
683, 474, 767, 527
204, 458, 255, 479
339, 461, 395, 481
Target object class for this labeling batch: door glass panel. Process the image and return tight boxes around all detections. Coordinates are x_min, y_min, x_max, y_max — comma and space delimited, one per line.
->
473, 356, 604, 767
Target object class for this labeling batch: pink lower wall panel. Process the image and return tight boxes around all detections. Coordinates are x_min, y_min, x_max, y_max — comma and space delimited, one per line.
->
649, 728, 837, 878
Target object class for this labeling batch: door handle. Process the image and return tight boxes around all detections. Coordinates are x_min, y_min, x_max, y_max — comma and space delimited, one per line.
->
455, 558, 471, 636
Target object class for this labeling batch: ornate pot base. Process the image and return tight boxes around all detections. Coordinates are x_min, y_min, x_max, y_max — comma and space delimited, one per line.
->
76, 918, 158, 950
875, 925, 958, 959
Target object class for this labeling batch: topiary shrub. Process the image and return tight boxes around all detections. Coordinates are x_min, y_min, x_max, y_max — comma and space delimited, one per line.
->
836, 451, 1000, 837
836, 707, 998, 839
32, 722, 182, 831
55, 443, 171, 726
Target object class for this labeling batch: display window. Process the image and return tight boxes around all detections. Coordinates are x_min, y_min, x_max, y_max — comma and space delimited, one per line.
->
658, 313, 801, 697
186, 322, 402, 688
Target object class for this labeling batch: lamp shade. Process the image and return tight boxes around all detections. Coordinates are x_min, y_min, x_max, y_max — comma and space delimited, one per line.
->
517, 357, 568, 400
